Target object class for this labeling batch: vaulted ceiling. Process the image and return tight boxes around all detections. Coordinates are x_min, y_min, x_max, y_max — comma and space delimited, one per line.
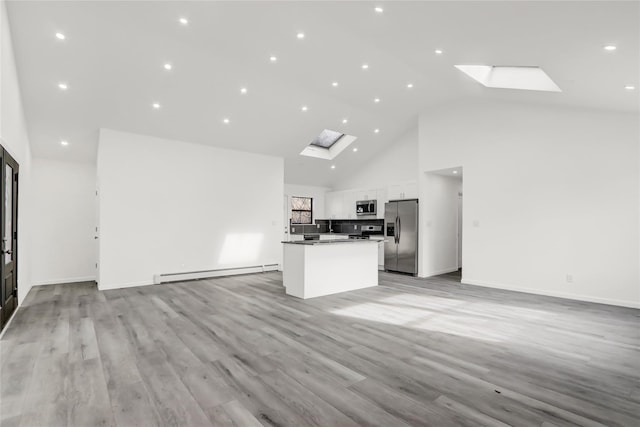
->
6, 1, 638, 187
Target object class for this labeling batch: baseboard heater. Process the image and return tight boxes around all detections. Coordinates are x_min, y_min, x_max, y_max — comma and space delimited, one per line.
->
153, 264, 280, 285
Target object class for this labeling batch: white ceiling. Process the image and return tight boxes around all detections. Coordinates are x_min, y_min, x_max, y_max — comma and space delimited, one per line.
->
6, 1, 638, 187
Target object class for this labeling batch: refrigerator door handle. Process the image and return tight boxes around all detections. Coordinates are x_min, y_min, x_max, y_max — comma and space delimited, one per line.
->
394, 217, 397, 244
397, 216, 401, 244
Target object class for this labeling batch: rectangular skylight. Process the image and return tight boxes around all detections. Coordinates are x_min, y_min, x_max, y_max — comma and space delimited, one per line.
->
310, 129, 344, 148
300, 129, 357, 160
455, 65, 561, 92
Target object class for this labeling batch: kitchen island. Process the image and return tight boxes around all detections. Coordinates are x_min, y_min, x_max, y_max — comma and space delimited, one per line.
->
282, 239, 380, 299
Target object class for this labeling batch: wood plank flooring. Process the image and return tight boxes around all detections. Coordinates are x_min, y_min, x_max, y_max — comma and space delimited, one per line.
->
1, 271, 639, 426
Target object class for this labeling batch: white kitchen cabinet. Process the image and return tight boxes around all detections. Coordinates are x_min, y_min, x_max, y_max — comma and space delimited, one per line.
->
388, 181, 417, 200
361, 189, 377, 201
404, 181, 418, 199
343, 191, 357, 219
376, 188, 387, 218
325, 191, 344, 219
388, 184, 402, 200
369, 236, 386, 270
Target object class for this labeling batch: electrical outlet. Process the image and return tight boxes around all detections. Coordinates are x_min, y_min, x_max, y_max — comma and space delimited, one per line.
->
292, 227, 295, 233
566, 274, 573, 283
354, 225, 357, 230
473, 220, 480, 227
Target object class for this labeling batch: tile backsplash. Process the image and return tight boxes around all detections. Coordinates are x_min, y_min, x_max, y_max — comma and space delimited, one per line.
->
290, 219, 383, 235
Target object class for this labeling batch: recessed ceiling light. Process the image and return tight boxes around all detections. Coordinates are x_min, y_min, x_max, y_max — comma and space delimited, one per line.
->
330, 165, 336, 169
434, 49, 444, 55
58, 83, 68, 90
179, 17, 189, 25
60, 140, 69, 146
362, 64, 369, 70
223, 118, 230, 124
55, 32, 65, 40
374, 128, 380, 133
152, 103, 161, 109
163, 63, 172, 70
297, 32, 305, 39
625, 85, 636, 90
453, 170, 458, 174
270, 56, 277, 62
332, 82, 338, 87
353, 148, 358, 152
374, 7, 384, 13
603, 45, 617, 51
407, 83, 414, 88
301, 106, 308, 112
374, 98, 380, 103
240, 87, 247, 94
342, 118, 348, 124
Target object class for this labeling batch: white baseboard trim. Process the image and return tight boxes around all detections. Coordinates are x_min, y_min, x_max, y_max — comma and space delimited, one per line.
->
98, 280, 154, 291
155, 264, 280, 284
461, 278, 640, 309
31, 276, 96, 286
419, 267, 459, 278
98, 265, 281, 291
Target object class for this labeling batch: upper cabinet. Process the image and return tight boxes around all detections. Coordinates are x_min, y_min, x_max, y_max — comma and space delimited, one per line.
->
343, 191, 357, 219
355, 189, 377, 201
325, 191, 344, 219
388, 181, 417, 200
376, 188, 387, 219
324, 181, 416, 219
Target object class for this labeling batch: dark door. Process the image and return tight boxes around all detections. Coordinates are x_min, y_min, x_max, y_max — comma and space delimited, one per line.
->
0, 146, 18, 331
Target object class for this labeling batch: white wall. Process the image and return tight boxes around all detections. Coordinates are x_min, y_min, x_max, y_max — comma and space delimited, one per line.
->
421, 173, 461, 277
284, 184, 328, 220
31, 159, 96, 285
97, 129, 284, 290
332, 125, 418, 191
419, 99, 640, 308
1, 0, 33, 304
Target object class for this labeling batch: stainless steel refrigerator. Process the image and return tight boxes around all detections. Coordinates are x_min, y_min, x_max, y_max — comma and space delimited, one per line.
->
385, 199, 418, 275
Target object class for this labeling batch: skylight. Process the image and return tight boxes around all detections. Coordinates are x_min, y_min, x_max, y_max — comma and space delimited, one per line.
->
310, 129, 344, 149
455, 65, 561, 92
301, 129, 357, 160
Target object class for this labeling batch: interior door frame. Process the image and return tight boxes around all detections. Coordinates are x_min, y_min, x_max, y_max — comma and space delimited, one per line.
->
0, 142, 19, 331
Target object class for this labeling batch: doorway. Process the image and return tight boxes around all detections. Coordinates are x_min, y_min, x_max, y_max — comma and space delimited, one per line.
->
0, 144, 19, 331
421, 167, 462, 281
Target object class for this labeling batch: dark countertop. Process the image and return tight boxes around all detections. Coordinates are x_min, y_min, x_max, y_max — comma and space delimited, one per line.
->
282, 239, 382, 245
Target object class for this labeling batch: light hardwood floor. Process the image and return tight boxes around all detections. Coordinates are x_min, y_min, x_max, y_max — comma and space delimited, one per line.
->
1, 271, 639, 426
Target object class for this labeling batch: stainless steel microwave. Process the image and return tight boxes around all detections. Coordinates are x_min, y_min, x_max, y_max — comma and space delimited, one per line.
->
356, 200, 377, 216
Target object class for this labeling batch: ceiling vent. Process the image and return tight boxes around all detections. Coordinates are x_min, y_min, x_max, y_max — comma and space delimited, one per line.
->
455, 65, 561, 92
300, 129, 357, 160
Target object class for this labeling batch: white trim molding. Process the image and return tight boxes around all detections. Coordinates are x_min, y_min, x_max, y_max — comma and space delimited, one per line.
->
31, 276, 97, 287
419, 267, 459, 278
461, 278, 640, 309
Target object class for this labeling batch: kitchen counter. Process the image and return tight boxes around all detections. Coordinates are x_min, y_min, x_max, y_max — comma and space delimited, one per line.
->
282, 239, 382, 245
282, 239, 378, 299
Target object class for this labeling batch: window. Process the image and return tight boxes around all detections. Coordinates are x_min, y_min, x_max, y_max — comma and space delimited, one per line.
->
291, 196, 313, 224
310, 129, 344, 148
